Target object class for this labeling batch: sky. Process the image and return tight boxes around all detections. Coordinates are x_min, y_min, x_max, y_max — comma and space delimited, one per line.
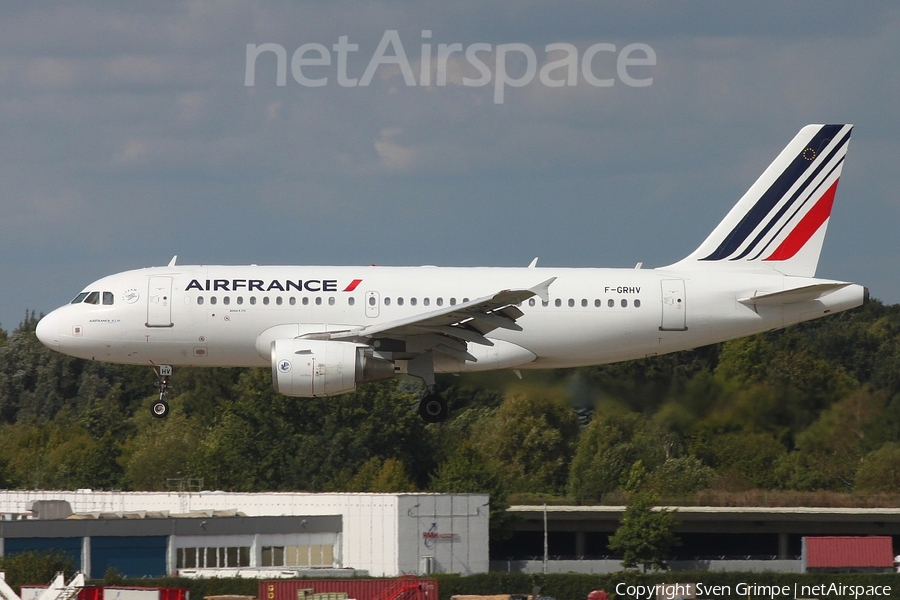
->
1, 1, 898, 331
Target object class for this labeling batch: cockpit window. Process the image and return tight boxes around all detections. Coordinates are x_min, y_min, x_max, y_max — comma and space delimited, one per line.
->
71, 292, 89, 304
85, 291, 100, 305
103, 292, 114, 305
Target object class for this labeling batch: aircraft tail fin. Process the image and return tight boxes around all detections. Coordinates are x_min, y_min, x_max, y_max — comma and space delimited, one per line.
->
665, 124, 852, 277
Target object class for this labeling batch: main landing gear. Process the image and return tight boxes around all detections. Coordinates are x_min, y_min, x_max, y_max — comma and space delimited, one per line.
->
407, 353, 450, 424
418, 390, 448, 424
151, 364, 172, 418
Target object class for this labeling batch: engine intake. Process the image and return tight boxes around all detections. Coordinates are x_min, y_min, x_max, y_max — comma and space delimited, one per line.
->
271, 339, 394, 397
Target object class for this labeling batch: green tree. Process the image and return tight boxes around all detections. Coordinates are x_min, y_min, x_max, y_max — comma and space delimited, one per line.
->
648, 456, 715, 497
691, 430, 786, 489
120, 411, 200, 490
567, 412, 666, 503
473, 392, 580, 495
608, 462, 679, 571
346, 457, 417, 492
0, 552, 74, 590
854, 442, 900, 492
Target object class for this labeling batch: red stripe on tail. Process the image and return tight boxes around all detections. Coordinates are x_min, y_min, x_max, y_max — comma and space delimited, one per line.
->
763, 179, 839, 262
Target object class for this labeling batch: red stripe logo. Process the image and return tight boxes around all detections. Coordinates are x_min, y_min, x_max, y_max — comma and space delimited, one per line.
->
343, 279, 363, 292
764, 179, 839, 262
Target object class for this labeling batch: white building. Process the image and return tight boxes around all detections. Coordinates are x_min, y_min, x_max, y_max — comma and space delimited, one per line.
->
0, 491, 489, 577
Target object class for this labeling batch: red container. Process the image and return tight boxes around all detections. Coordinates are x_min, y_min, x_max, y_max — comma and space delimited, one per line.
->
260, 578, 438, 600
80, 587, 104, 600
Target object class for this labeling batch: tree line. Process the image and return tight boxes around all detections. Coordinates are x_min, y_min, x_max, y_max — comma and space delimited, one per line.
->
1, 299, 899, 513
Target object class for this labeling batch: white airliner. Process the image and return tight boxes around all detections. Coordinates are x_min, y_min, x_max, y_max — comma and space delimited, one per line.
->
37, 124, 866, 422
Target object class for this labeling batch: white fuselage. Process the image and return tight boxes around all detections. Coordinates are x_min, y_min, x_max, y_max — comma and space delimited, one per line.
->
36, 264, 866, 373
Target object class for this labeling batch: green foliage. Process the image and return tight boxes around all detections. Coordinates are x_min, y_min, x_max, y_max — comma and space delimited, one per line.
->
855, 442, 900, 492
690, 430, 787, 489
567, 412, 666, 503
346, 457, 417, 492
608, 467, 679, 571
472, 391, 580, 495
648, 456, 715, 496
0, 551, 74, 590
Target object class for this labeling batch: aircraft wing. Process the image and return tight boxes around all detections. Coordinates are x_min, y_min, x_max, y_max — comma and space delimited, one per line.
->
317, 277, 556, 360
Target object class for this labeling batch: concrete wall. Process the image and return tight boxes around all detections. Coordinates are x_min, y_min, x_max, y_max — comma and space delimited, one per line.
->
490, 559, 804, 574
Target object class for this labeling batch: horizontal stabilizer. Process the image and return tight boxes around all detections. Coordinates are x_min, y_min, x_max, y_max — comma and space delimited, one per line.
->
738, 283, 850, 306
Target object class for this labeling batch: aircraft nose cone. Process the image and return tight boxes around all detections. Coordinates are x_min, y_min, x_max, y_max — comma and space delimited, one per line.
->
36, 312, 59, 348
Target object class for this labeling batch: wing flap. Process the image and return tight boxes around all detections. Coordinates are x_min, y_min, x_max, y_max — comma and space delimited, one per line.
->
328, 277, 556, 354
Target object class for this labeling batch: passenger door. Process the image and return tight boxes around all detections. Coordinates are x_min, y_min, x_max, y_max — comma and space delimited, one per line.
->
147, 276, 174, 327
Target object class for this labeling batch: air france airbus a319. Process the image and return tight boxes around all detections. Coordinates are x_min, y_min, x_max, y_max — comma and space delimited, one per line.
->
36, 124, 867, 422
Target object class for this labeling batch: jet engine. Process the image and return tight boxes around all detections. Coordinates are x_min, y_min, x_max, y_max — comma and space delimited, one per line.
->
271, 339, 395, 397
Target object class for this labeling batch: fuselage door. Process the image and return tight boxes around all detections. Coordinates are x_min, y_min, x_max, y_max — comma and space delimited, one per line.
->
659, 279, 687, 331
147, 276, 174, 327
365, 291, 380, 318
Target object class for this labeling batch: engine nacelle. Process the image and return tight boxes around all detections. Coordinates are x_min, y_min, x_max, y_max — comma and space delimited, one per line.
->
271, 339, 395, 397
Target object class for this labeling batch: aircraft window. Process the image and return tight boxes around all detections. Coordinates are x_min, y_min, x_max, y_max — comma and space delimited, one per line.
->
315, 297, 322, 305
103, 292, 114, 305
210, 296, 217, 305
197, 296, 204, 306
608, 299, 614, 308
250, 297, 256, 305
450, 298, 456, 305
303, 297, 309, 306
263, 297, 269, 305
237, 296, 244, 305
397, 297, 404, 306
635, 299, 641, 308
289, 297, 296, 306
555, 299, 561, 307
436, 298, 443, 306
411, 298, 417, 306
424, 298, 430, 306
223, 296, 230, 305
328, 297, 335, 305
348, 297, 355, 306
464, 298, 469, 303
581, 299, 588, 307
594, 299, 601, 307
529, 299, 535, 307
274, 297, 281, 305
85, 291, 100, 305
71, 292, 90, 304
621, 299, 628, 307
568, 299, 575, 307
542, 300, 549, 307
368, 296, 376, 306
385, 297, 391, 306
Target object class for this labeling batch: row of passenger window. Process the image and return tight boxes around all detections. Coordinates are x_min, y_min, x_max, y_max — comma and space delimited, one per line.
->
70, 291, 114, 305
529, 298, 642, 308
194, 295, 641, 308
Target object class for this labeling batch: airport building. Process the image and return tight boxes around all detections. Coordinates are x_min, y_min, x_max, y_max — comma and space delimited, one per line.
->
0, 491, 489, 578
2, 490, 898, 576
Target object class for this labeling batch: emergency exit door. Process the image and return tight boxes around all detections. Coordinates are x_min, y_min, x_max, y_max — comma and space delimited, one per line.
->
365, 291, 380, 318
659, 279, 687, 331
147, 276, 174, 327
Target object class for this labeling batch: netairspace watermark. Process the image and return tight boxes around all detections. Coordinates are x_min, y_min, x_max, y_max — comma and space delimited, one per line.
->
615, 582, 894, 600
245, 30, 657, 104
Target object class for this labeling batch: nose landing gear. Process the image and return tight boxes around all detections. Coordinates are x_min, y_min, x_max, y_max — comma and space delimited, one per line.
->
151, 364, 172, 418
